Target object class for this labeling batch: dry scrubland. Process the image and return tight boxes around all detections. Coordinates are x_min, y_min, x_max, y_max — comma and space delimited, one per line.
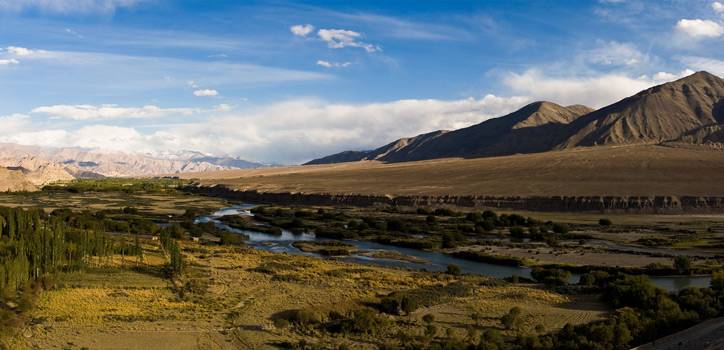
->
23, 243, 607, 350
178, 145, 724, 197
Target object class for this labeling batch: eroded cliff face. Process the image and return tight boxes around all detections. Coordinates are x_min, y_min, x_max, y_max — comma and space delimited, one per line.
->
188, 184, 724, 214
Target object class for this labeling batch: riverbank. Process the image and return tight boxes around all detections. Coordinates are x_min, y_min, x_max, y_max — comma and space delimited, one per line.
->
189, 184, 724, 214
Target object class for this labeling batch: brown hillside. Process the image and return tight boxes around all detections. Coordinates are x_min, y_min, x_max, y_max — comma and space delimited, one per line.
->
180, 144, 724, 197
558, 71, 724, 148
357, 102, 593, 163
0, 167, 37, 192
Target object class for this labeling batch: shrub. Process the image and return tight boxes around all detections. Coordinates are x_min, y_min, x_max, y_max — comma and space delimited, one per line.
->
446, 264, 462, 276
509, 226, 525, 237
552, 222, 570, 234
501, 307, 523, 330
599, 218, 613, 226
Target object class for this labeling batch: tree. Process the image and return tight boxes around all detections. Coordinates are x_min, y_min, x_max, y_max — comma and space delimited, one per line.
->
712, 271, 724, 291
674, 255, 692, 274
501, 307, 523, 330
400, 296, 417, 315
422, 314, 435, 324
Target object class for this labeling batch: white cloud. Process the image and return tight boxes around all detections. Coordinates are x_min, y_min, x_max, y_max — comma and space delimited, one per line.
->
0, 59, 19, 65
679, 56, 724, 77
503, 69, 695, 109
213, 104, 233, 112
585, 40, 646, 66
317, 29, 380, 52
713, 2, 724, 13
675, 19, 724, 38
193, 89, 219, 96
652, 69, 696, 81
31, 104, 200, 120
6, 46, 38, 56
3, 95, 529, 164
290, 24, 315, 37
0, 0, 146, 14
316, 60, 352, 68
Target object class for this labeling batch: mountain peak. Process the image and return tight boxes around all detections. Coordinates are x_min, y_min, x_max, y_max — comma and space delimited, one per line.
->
559, 71, 724, 148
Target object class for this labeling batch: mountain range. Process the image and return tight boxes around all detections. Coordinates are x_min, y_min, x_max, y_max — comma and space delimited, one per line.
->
0, 143, 271, 191
306, 71, 724, 165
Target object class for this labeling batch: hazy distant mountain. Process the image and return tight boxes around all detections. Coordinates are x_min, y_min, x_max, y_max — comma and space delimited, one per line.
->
308, 71, 724, 165
0, 143, 270, 177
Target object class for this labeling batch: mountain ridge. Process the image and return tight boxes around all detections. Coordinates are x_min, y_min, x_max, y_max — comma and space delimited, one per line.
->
0, 143, 270, 177
306, 71, 724, 165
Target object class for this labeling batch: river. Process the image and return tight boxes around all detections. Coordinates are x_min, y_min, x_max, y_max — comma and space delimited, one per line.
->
195, 204, 711, 292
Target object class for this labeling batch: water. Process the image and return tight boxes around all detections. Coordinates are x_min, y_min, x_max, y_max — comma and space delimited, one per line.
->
196, 205, 712, 291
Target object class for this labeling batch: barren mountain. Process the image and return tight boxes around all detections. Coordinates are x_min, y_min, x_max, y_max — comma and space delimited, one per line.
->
0, 143, 269, 177
0, 166, 40, 192
0, 155, 75, 186
558, 71, 724, 148
308, 71, 724, 165
306, 101, 594, 164
304, 150, 372, 165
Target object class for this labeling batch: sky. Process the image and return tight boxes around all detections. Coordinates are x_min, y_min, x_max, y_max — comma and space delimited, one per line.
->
1, 0, 724, 164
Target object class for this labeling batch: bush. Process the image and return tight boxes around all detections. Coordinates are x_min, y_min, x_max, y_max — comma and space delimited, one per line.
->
531, 267, 570, 288
446, 264, 462, 276
552, 222, 570, 234
509, 226, 525, 237
599, 218, 613, 226
501, 307, 523, 330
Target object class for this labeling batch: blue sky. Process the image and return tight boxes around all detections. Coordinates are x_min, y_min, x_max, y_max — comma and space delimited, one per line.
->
1, 0, 724, 164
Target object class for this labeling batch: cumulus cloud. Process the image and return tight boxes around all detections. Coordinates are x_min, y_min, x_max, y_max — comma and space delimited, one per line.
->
316, 60, 352, 68
31, 104, 200, 120
714, 2, 724, 13
675, 19, 724, 38
0, 0, 146, 14
317, 29, 380, 52
193, 89, 219, 96
290, 24, 315, 37
3, 95, 530, 164
503, 69, 695, 109
652, 69, 696, 81
0, 59, 19, 65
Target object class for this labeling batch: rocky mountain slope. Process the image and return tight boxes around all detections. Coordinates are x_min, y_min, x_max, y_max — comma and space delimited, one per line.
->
0, 155, 75, 186
308, 71, 724, 164
0, 166, 40, 192
558, 71, 724, 148
0, 143, 269, 177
